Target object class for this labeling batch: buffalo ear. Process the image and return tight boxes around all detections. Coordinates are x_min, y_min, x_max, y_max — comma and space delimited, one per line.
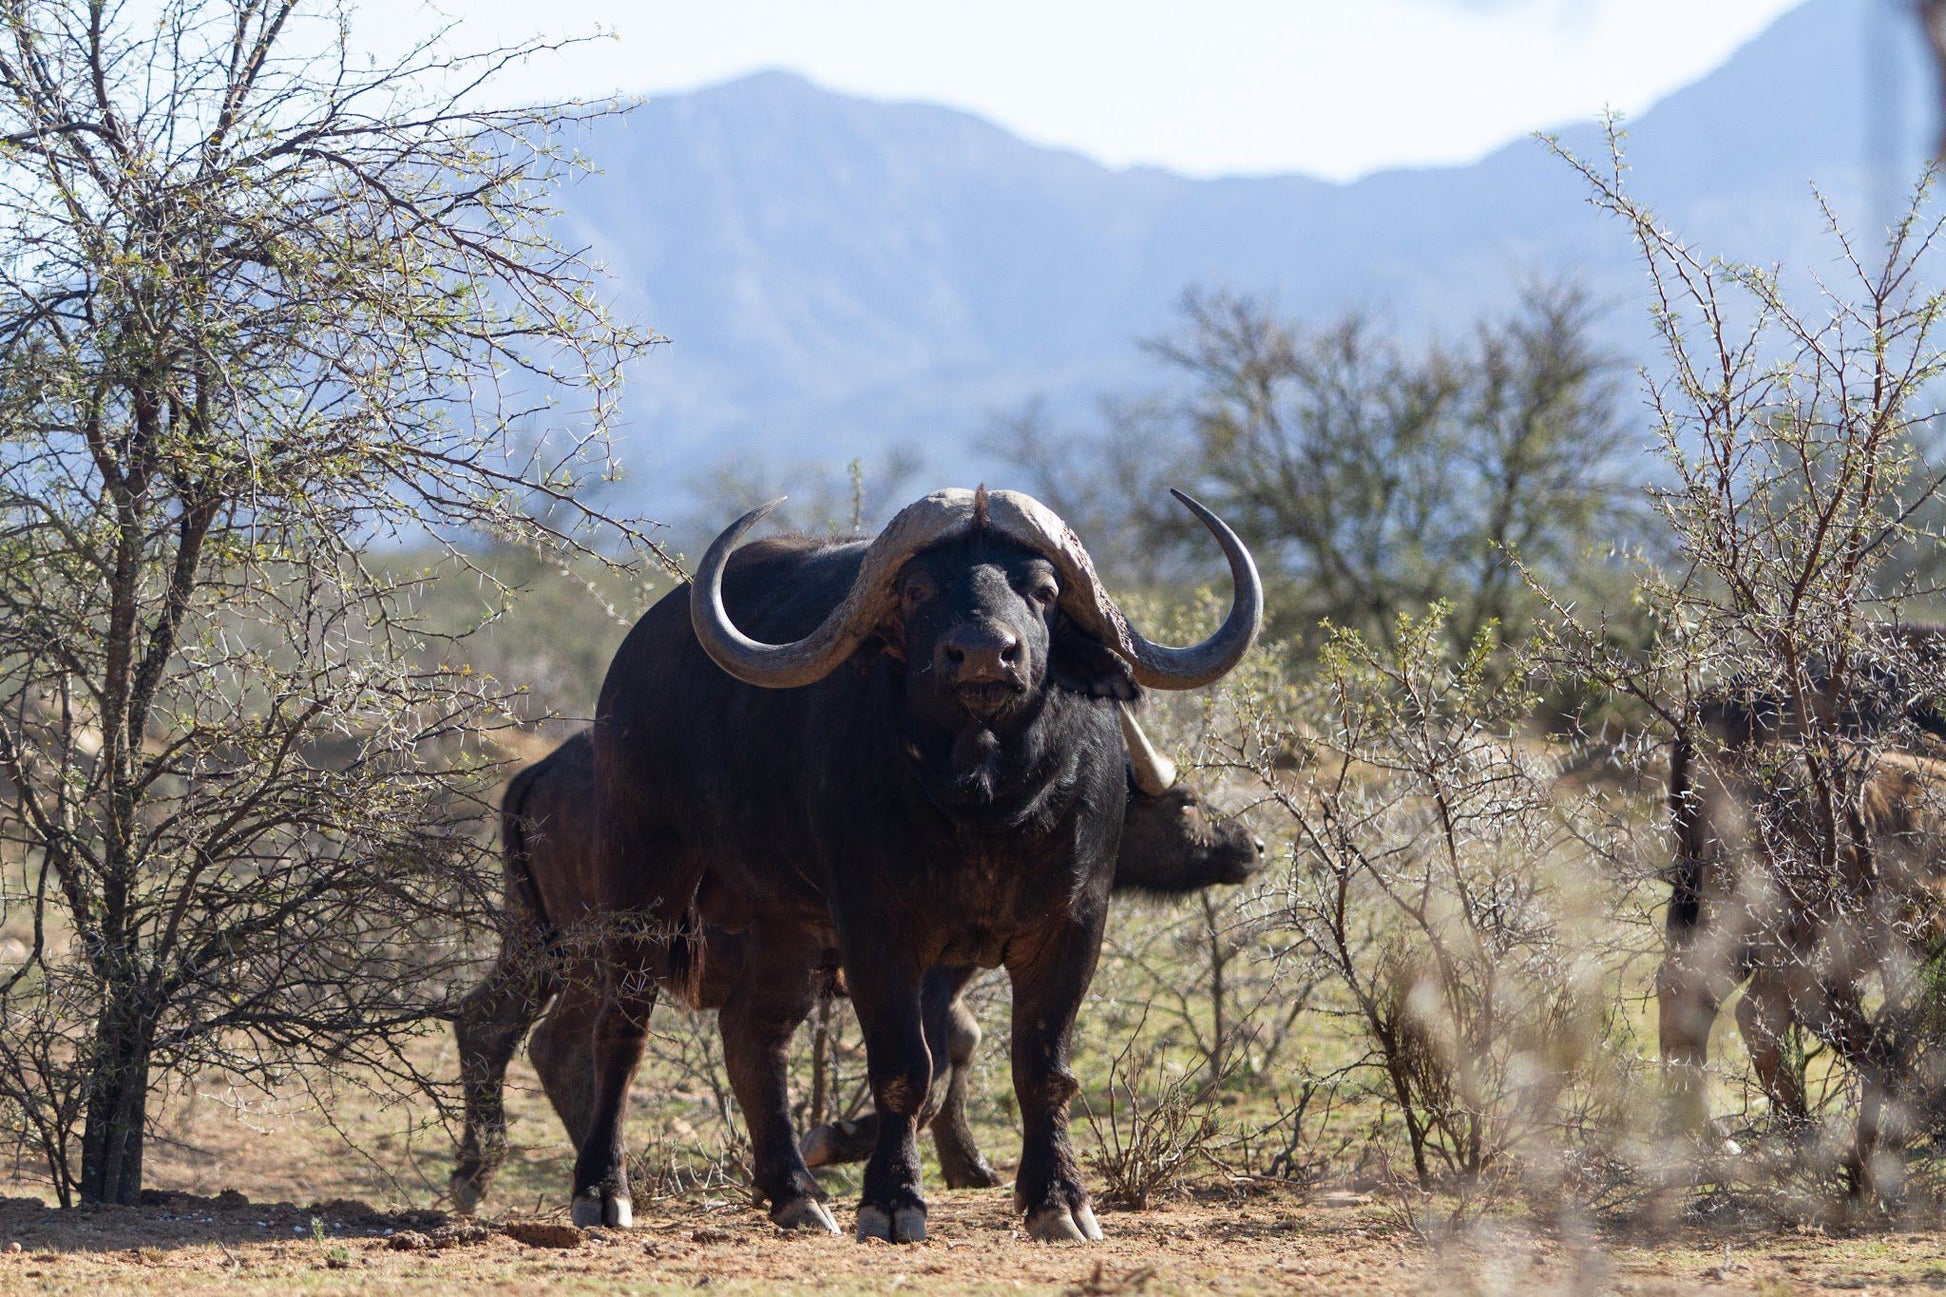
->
849, 624, 903, 672
1050, 620, 1138, 701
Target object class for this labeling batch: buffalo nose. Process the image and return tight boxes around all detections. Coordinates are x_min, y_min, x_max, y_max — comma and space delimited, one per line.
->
938, 621, 1022, 685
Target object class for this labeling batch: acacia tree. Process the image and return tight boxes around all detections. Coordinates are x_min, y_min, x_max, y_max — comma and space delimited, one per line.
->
0, 0, 654, 1204
994, 286, 1638, 653
1154, 285, 1636, 651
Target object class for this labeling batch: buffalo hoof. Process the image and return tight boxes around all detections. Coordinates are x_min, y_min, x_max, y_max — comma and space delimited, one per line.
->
571, 1190, 632, 1229
856, 1203, 927, 1244
771, 1196, 841, 1234
1025, 1202, 1103, 1243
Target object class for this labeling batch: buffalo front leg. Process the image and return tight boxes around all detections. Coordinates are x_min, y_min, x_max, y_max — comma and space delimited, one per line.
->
719, 925, 839, 1233
570, 970, 657, 1228
1007, 916, 1106, 1242
450, 946, 557, 1215
844, 947, 932, 1243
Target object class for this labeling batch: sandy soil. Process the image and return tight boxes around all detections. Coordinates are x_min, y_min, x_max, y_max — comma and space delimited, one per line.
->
0, 1053, 1939, 1293
0, 1185, 1944, 1295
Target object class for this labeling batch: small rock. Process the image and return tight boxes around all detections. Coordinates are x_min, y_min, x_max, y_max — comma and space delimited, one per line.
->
690, 1227, 733, 1244
501, 1220, 583, 1250
386, 1231, 433, 1252
4, 1242, 17, 1254
1320, 1191, 1371, 1208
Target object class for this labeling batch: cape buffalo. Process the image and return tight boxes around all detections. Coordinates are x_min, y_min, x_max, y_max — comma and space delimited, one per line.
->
558, 487, 1258, 1240
449, 721, 1263, 1213
1661, 665, 1946, 1188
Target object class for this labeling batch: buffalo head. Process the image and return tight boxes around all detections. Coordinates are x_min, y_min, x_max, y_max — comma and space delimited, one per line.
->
1117, 781, 1264, 893
690, 485, 1261, 724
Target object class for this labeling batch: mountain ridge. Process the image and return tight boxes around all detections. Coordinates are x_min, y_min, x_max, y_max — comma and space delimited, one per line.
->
556, 0, 1933, 513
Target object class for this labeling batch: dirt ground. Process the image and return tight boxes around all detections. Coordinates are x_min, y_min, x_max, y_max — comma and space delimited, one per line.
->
0, 1052, 1941, 1294
0, 1185, 1945, 1295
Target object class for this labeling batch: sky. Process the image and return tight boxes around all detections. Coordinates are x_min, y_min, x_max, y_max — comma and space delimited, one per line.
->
405, 0, 1812, 181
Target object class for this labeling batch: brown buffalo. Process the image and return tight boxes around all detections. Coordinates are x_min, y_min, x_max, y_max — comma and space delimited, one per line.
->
1661, 673, 1946, 1189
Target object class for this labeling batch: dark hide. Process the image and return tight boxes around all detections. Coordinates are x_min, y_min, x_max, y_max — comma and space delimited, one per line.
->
562, 528, 1139, 1241
800, 781, 1263, 1178
450, 728, 1263, 1212
1113, 783, 1264, 893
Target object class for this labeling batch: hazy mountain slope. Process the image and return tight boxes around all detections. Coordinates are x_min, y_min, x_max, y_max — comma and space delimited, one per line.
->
555, 0, 1932, 512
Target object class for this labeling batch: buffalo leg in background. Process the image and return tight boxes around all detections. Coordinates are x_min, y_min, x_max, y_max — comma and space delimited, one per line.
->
796, 1094, 876, 1167
1007, 910, 1107, 1242
570, 962, 659, 1228
926, 966, 1003, 1189
450, 930, 559, 1214
800, 964, 1001, 1189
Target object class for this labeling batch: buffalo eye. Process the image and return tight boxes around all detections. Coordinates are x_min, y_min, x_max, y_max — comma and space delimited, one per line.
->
1030, 579, 1059, 608
901, 575, 937, 610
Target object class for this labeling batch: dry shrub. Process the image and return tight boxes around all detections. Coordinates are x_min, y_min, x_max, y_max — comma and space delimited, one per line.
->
1227, 611, 1646, 1199
628, 1007, 753, 1201
1532, 128, 1946, 1202
1219, 1070, 1355, 1190
1082, 1027, 1222, 1210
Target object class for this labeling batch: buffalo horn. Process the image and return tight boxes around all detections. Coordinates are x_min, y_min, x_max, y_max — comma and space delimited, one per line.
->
689, 493, 972, 689
687, 497, 849, 688
1113, 490, 1263, 690
690, 487, 1262, 694
1118, 703, 1178, 795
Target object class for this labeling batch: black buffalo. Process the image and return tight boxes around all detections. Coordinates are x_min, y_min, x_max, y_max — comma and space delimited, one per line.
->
550, 487, 1257, 1241
448, 721, 1264, 1212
